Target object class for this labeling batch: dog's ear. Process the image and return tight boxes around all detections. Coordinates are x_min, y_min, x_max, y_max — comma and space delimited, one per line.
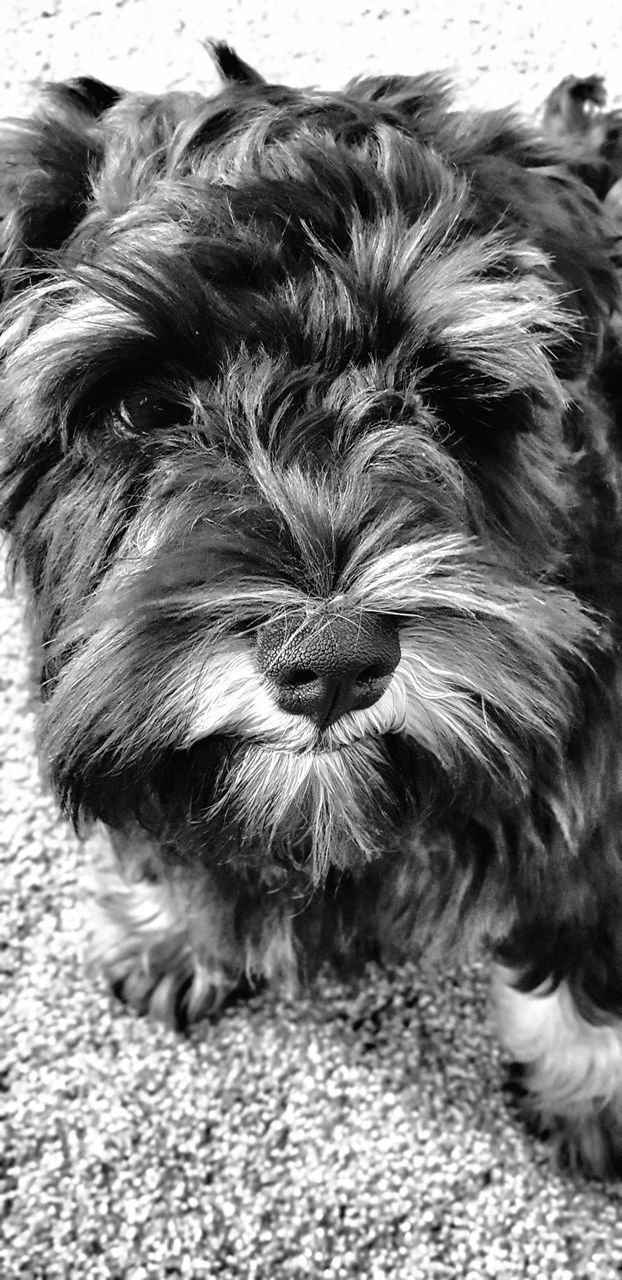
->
205, 40, 266, 88
0, 76, 120, 296
542, 74, 622, 210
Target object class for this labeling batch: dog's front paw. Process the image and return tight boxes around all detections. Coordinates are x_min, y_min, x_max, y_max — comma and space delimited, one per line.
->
85, 830, 248, 1028
90, 877, 246, 1029
507, 1063, 622, 1179
494, 964, 622, 1179
84, 828, 300, 1028
105, 934, 245, 1030
548, 1100, 622, 1179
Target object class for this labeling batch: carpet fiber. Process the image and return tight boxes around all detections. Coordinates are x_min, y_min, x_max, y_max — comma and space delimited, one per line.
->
2, 3, 622, 1275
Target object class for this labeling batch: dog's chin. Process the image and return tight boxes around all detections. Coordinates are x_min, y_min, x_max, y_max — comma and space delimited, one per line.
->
199, 728, 417, 878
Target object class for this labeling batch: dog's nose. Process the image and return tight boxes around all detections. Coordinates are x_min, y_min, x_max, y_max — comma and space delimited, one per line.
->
256, 612, 401, 726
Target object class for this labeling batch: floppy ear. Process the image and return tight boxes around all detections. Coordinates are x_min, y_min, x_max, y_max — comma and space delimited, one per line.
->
542, 74, 622, 199
0, 76, 119, 296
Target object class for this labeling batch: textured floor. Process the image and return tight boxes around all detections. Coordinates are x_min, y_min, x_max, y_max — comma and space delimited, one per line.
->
3, 2, 622, 1277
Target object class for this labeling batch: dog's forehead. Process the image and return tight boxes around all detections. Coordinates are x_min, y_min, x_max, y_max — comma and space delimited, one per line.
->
75, 105, 562, 441
0, 74, 570, 593
0, 63, 595, 596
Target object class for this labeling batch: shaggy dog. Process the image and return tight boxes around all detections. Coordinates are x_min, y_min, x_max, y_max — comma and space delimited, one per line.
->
1, 45, 622, 1176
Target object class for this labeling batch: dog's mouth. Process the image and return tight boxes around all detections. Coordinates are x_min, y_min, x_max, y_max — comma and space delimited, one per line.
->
254, 737, 376, 752
248, 725, 384, 755
311, 735, 373, 754
243, 705, 405, 759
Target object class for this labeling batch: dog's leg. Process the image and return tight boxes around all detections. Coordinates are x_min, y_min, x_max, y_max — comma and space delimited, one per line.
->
492, 962, 622, 1176
84, 827, 299, 1028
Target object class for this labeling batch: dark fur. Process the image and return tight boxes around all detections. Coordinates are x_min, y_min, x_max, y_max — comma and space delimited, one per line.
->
2, 46, 622, 1176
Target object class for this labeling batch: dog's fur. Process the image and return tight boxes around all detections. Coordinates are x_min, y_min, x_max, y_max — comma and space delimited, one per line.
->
2, 45, 622, 1177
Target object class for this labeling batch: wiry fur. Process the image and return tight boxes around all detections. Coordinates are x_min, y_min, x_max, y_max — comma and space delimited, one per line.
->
2, 46, 622, 1177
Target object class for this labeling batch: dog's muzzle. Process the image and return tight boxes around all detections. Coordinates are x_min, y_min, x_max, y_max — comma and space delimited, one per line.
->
255, 610, 401, 727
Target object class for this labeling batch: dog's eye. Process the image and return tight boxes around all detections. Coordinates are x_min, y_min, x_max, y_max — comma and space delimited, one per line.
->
114, 394, 191, 436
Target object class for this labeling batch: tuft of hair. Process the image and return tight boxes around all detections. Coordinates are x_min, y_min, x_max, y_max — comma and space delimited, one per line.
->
205, 39, 266, 87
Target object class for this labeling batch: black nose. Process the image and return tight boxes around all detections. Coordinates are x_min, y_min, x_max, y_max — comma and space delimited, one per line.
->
255, 611, 401, 726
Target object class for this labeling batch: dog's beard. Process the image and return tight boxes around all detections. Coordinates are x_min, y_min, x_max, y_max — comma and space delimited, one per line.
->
205, 734, 411, 879
151, 648, 423, 878
169, 610, 589, 879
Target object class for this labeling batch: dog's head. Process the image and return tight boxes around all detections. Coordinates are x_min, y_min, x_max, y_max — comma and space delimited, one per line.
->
0, 47, 615, 875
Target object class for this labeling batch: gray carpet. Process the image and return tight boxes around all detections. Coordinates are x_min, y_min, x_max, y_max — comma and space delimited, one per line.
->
3, 3, 622, 1276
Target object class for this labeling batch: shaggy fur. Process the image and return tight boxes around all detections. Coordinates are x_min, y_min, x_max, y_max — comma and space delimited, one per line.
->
2, 46, 622, 1177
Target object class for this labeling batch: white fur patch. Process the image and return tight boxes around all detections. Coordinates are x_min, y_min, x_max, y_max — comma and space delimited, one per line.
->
493, 964, 622, 1112
183, 641, 449, 757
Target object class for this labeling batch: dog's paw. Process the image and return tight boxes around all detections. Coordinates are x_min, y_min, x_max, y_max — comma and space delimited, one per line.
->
108, 959, 248, 1030
84, 829, 248, 1028
494, 964, 622, 1179
506, 1063, 622, 1179
90, 883, 246, 1030
104, 937, 246, 1030
548, 1101, 622, 1180
84, 827, 300, 1028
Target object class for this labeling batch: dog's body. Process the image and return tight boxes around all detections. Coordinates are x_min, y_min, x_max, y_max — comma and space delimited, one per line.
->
2, 45, 622, 1175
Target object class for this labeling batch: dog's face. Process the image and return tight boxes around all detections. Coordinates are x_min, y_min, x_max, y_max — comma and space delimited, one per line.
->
0, 57, 609, 877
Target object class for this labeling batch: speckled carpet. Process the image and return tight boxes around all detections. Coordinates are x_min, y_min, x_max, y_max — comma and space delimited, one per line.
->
2, 3, 622, 1276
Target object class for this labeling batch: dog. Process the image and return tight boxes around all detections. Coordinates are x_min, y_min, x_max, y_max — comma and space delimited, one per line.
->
1, 43, 622, 1177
